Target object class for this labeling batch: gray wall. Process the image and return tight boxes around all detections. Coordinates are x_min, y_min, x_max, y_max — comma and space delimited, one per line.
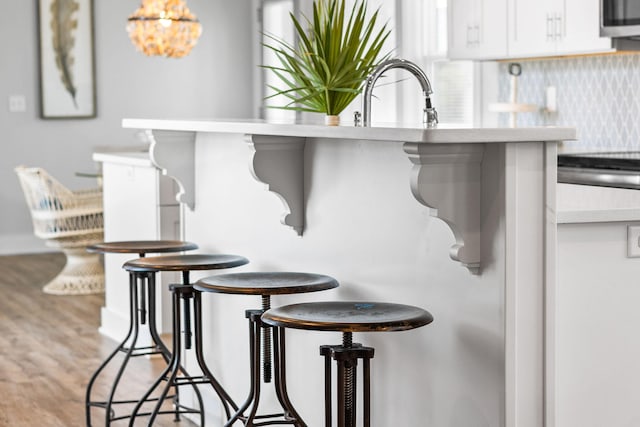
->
0, 0, 255, 253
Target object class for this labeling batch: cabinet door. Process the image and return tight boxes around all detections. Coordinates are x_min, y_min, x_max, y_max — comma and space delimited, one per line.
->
556, 0, 612, 55
101, 162, 180, 337
557, 221, 640, 426
448, 0, 479, 59
449, 0, 507, 59
101, 163, 161, 339
508, 0, 557, 57
103, 164, 159, 241
480, 0, 508, 58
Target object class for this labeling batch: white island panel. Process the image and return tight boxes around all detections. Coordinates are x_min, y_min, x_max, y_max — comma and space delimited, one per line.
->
188, 132, 505, 426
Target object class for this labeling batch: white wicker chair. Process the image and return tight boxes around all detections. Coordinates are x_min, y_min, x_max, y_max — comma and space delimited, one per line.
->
15, 166, 105, 295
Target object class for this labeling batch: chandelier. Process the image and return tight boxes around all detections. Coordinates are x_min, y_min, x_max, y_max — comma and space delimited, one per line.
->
127, 0, 202, 58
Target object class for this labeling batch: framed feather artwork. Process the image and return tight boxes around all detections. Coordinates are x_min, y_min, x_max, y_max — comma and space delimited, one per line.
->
37, 0, 96, 119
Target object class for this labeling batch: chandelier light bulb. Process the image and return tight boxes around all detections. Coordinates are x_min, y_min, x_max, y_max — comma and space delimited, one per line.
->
127, 0, 202, 58
158, 11, 172, 28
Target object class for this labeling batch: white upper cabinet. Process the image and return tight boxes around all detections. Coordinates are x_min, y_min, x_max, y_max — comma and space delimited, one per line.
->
448, 0, 508, 60
449, 0, 613, 59
508, 0, 612, 57
507, 0, 556, 57
557, 0, 612, 55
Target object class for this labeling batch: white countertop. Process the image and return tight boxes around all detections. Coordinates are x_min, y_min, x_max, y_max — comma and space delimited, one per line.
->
92, 151, 154, 167
122, 118, 576, 143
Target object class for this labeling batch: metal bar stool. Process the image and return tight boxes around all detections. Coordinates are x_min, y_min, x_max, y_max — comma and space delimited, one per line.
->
123, 254, 249, 426
194, 272, 339, 427
85, 240, 198, 426
261, 301, 434, 427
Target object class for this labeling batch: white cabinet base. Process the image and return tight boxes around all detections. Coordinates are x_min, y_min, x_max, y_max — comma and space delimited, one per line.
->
94, 152, 181, 341
556, 220, 640, 427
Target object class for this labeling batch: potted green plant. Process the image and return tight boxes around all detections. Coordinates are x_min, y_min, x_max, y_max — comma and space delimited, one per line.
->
262, 0, 391, 125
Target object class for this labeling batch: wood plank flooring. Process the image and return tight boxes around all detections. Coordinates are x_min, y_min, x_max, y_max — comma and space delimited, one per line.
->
0, 253, 196, 427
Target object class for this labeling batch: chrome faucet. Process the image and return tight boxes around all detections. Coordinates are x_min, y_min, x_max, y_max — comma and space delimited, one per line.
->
362, 58, 438, 127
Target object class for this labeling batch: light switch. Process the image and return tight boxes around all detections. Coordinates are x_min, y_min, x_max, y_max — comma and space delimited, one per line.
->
8, 95, 26, 113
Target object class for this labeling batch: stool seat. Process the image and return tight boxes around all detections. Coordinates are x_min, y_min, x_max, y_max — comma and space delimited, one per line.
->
123, 254, 249, 272
87, 240, 198, 254
194, 272, 339, 295
262, 301, 434, 332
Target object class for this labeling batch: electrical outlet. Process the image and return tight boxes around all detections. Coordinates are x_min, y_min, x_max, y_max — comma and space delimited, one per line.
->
627, 226, 640, 257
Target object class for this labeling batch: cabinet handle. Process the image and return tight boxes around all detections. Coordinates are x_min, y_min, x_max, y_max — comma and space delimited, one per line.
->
474, 24, 480, 45
555, 14, 563, 40
546, 14, 554, 41
466, 23, 480, 47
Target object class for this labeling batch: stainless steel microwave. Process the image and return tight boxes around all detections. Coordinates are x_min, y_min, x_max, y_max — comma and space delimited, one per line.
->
601, 0, 640, 38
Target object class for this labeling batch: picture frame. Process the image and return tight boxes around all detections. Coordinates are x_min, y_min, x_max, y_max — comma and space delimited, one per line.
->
37, 0, 96, 119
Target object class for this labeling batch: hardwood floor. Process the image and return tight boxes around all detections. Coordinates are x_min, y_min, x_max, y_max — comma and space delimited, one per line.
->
0, 253, 196, 427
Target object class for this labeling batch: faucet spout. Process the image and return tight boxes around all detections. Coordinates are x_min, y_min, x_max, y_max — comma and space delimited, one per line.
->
362, 58, 438, 127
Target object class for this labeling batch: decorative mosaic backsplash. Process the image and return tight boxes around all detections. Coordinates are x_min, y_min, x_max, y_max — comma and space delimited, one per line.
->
498, 53, 640, 153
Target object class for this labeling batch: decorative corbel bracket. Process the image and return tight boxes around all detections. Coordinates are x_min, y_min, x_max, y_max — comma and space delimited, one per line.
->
403, 143, 485, 274
147, 129, 196, 210
246, 134, 306, 236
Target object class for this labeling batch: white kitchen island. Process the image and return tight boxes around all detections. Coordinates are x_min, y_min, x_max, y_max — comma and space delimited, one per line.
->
112, 118, 574, 427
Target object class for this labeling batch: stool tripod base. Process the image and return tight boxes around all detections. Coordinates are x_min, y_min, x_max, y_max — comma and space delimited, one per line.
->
85, 272, 198, 426
85, 241, 203, 426
226, 311, 306, 427
127, 284, 230, 427
116, 254, 251, 426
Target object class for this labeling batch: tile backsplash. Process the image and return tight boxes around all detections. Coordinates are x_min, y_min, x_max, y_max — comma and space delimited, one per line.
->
498, 53, 640, 153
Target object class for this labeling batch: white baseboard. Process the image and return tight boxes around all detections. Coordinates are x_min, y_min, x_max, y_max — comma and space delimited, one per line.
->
0, 233, 50, 255
98, 306, 130, 343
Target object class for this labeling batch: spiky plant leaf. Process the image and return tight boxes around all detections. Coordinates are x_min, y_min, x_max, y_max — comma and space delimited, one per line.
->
262, 0, 391, 116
